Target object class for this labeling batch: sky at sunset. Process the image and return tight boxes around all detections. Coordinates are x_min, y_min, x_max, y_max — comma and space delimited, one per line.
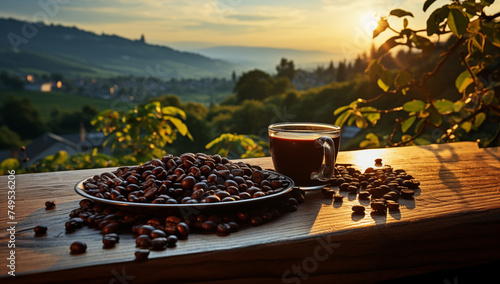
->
2, 0, 500, 61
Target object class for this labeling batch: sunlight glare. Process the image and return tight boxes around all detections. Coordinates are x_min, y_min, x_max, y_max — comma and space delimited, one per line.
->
349, 148, 386, 172
359, 11, 378, 35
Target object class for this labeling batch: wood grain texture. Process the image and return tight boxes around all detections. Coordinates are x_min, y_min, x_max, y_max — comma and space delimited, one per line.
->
0, 142, 499, 283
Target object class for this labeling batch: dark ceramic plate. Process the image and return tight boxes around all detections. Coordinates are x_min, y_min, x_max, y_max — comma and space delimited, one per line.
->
74, 170, 294, 215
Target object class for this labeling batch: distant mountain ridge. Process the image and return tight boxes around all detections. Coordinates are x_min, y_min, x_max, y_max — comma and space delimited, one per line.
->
0, 18, 243, 78
195, 45, 339, 71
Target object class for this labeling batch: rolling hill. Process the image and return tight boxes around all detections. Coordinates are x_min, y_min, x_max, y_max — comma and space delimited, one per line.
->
0, 18, 244, 78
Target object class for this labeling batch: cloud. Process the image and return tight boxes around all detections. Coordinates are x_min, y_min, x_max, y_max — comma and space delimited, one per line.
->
225, 14, 277, 22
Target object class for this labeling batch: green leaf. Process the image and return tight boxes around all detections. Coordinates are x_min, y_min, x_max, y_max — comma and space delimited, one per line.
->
373, 18, 389, 39
401, 134, 412, 143
415, 138, 432, 145
390, 9, 414, 18
426, 104, 443, 126
377, 70, 393, 92
403, 100, 426, 112
423, 0, 437, 12
448, 8, 469, 37
334, 105, 351, 116
0, 158, 20, 170
461, 121, 472, 132
365, 59, 384, 81
335, 110, 352, 128
414, 118, 426, 134
481, 0, 495, 6
355, 117, 368, 128
483, 90, 495, 105
395, 70, 412, 90
411, 35, 434, 50
427, 5, 450, 36
402, 116, 416, 133
455, 70, 474, 92
360, 107, 380, 126
378, 36, 402, 57
434, 99, 455, 114
474, 112, 486, 128
403, 18, 409, 29
453, 100, 465, 112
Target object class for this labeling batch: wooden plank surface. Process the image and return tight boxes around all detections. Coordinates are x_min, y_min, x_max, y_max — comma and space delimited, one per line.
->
0, 142, 499, 283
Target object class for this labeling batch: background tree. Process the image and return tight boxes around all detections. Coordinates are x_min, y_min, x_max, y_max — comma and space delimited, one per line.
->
334, 0, 500, 148
233, 69, 277, 102
336, 60, 347, 82
0, 95, 47, 139
276, 57, 296, 80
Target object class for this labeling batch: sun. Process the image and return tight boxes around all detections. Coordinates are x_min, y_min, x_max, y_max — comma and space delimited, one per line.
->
359, 10, 379, 33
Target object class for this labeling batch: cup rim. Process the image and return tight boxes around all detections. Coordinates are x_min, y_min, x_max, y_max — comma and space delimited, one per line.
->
268, 122, 341, 133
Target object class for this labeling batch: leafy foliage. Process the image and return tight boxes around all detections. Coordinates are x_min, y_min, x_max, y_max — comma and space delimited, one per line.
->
205, 133, 267, 159
91, 102, 192, 163
334, 0, 500, 148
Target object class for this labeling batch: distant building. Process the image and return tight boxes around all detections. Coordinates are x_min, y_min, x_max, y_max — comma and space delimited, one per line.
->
0, 132, 110, 166
24, 82, 53, 92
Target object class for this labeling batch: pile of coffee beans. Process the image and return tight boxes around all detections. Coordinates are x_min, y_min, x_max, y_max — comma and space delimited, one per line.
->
56, 151, 305, 261
322, 158, 420, 215
82, 153, 291, 205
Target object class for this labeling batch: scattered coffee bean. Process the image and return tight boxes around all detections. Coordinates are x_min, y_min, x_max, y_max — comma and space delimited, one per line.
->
400, 189, 415, 199
333, 193, 344, 202
352, 205, 365, 214
387, 200, 400, 211
371, 202, 386, 212
321, 187, 336, 198
135, 234, 151, 249
166, 235, 178, 247
34, 225, 48, 235
70, 241, 87, 254
151, 237, 167, 250
45, 201, 56, 209
134, 249, 150, 261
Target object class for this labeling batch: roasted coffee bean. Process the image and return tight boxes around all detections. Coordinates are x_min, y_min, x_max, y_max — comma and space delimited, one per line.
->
103, 235, 118, 248
339, 182, 350, 191
352, 205, 365, 214
217, 223, 231, 235
134, 249, 150, 261
45, 201, 56, 209
321, 187, 336, 198
102, 222, 119, 234
374, 158, 383, 164
250, 216, 263, 226
206, 195, 221, 203
166, 235, 178, 247
150, 229, 167, 239
358, 190, 370, 200
34, 225, 48, 235
137, 225, 156, 236
347, 185, 358, 193
201, 221, 217, 232
400, 189, 415, 199
333, 193, 344, 202
386, 200, 400, 211
151, 237, 167, 250
70, 241, 87, 254
104, 233, 120, 243
371, 202, 386, 212
177, 222, 190, 238
136, 235, 152, 249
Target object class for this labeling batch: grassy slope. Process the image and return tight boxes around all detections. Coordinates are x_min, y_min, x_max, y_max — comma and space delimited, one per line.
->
0, 90, 115, 121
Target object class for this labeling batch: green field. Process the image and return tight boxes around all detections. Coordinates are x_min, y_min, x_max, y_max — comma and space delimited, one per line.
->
0, 89, 116, 121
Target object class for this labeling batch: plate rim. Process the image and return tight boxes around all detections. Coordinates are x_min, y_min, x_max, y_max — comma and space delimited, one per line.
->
74, 170, 295, 210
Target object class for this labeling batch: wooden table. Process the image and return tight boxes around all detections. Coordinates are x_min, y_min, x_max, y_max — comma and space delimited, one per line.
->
1, 142, 499, 283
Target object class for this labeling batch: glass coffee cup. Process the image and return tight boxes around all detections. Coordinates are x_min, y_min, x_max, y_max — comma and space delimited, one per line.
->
268, 122, 340, 189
